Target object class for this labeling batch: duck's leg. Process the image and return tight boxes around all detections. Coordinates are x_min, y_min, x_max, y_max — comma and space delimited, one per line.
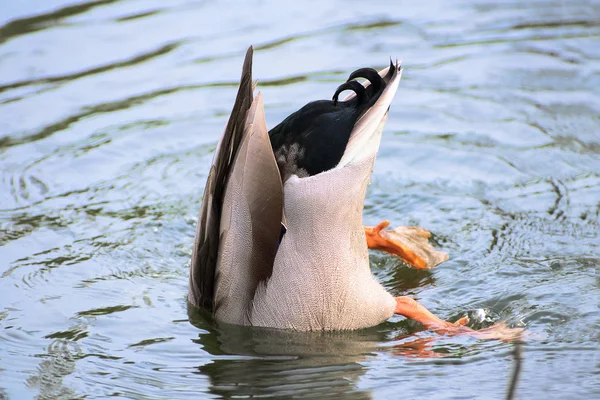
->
394, 297, 524, 340
367, 221, 523, 339
365, 220, 448, 269
394, 297, 468, 332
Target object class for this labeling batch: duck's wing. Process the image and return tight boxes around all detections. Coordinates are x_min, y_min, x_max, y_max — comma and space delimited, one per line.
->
188, 47, 254, 311
189, 47, 283, 317
212, 92, 284, 324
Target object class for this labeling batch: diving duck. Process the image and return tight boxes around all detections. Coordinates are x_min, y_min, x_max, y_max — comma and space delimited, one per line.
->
189, 47, 520, 338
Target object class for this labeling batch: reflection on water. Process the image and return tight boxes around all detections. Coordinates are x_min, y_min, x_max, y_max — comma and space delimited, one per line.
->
1, 0, 599, 399
188, 307, 513, 399
190, 308, 381, 399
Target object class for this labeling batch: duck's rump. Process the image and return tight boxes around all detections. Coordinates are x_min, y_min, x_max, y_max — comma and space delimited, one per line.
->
189, 47, 401, 328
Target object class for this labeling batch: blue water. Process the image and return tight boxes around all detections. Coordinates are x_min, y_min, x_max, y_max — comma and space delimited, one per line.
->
1, 0, 599, 398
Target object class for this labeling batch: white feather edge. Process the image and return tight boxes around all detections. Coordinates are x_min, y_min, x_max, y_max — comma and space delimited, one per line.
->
336, 61, 403, 168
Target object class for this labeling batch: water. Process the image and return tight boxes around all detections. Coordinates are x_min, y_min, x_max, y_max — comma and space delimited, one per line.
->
1, 0, 599, 398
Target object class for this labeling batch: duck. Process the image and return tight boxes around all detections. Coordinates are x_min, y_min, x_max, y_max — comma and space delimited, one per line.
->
188, 46, 521, 338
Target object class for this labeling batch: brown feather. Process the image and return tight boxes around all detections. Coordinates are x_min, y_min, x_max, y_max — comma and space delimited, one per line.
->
189, 46, 255, 311
214, 93, 284, 324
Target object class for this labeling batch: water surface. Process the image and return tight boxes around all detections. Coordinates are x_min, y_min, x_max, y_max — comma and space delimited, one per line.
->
1, 0, 599, 398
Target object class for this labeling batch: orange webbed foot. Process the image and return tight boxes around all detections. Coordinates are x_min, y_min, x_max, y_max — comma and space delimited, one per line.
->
394, 297, 523, 341
365, 220, 449, 269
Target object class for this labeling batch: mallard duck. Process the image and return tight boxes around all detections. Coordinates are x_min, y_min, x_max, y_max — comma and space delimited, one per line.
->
188, 47, 520, 338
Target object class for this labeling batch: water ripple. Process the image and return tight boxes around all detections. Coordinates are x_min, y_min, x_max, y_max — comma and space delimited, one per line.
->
0, 0, 599, 399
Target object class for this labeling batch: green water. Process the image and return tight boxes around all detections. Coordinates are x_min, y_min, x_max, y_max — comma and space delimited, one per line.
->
1, 0, 599, 398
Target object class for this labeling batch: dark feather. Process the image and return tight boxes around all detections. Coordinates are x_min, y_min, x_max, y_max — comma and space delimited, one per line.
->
268, 67, 387, 179
189, 46, 255, 311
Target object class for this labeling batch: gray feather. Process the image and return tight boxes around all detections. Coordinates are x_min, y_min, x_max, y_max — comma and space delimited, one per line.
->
189, 46, 256, 311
